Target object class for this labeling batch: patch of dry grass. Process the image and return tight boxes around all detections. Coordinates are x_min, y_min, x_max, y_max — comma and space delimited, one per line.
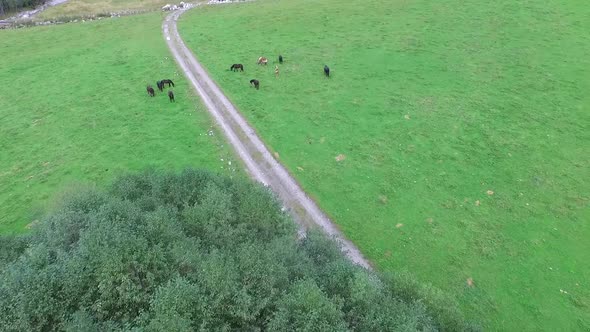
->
37, 0, 172, 19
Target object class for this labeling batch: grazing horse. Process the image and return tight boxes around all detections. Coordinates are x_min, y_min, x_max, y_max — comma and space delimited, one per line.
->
146, 85, 155, 97
168, 90, 175, 102
156, 80, 164, 92
161, 79, 175, 87
257, 57, 268, 65
250, 79, 260, 90
278, 55, 283, 64
324, 65, 330, 77
275, 65, 279, 78
230, 64, 244, 71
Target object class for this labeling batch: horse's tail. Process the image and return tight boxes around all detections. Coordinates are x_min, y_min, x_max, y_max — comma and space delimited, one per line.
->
171, 81, 175, 87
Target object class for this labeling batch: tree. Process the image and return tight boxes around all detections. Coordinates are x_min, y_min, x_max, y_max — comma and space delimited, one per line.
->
0, 0, 47, 15
0, 169, 476, 331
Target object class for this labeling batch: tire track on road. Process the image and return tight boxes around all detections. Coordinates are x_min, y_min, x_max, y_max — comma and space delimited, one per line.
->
163, 8, 371, 270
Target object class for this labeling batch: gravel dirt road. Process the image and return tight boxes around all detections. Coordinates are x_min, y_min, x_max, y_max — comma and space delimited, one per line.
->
163, 7, 372, 269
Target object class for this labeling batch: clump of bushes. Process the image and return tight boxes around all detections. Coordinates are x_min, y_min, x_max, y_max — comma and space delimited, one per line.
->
0, 0, 46, 16
0, 169, 477, 331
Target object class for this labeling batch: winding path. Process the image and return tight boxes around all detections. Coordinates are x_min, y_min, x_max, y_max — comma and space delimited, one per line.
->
163, 7, 371, 270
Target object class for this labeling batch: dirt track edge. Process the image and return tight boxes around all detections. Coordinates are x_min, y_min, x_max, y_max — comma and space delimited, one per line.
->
162, 7, 372, 270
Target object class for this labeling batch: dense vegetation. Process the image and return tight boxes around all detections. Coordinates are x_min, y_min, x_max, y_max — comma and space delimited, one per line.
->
0, 13, 235, 234
178, 0, 590, 330
0, 170, 475, 331
0, 0, 44, 16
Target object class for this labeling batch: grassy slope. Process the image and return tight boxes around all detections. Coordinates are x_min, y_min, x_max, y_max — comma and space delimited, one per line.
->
0, 13, 238, 234
178, 0, 590, 330
38, 0, 170, 20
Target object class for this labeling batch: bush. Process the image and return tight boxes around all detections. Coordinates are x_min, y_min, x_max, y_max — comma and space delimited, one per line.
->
0, 234, 29, 267
0, 0, 46, 16
0, 169, 474, 331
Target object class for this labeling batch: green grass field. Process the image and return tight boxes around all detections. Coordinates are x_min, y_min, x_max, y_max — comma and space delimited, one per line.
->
0, 13, 237, 234
178, 0, 590, 330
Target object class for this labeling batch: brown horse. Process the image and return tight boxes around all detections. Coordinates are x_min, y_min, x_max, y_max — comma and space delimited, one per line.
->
257, 57, 268, 65
250, 79, 259, 90
147, 85, 155, 97
230, 64, 244, 71
168, 90, 175, 102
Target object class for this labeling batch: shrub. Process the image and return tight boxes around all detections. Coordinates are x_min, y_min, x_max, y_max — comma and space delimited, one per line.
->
0, 169, 474, 331
0, 0, 47, 16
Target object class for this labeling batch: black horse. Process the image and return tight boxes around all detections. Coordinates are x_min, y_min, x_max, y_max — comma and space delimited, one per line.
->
230, 64, 244, 71
324, 65, 330, 77
160, 79, 175, 87
146, 85, 155, 97
157, 80, 164, 92
168, 90, 175, 102
249, 79, 259, 90
278, 55, 283, 64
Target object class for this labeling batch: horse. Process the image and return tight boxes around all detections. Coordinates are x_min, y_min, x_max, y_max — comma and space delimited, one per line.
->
161, 79, 175, 87
274, 65, 279, 78
146, 85, 155, 97
324, 65, 330, 77
257, 57, 268, 65
168, 90, 175, 102
156, 80, 164, 92
230, 64, 244, 71
250, 79, 260, 90
278, 55, 283, 64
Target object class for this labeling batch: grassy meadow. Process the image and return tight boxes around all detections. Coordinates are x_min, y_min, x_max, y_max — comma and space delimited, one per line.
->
0, 13, 237, 234
178, 0, 590, 330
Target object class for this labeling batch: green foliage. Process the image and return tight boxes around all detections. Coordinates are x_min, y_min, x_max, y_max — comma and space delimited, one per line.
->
178, 0, 590, 330
0, 169, 470, 331
0, 234, 29, 267
383, 272, 481, 332
0, 0, 45, 15
268, 279, 348, 332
